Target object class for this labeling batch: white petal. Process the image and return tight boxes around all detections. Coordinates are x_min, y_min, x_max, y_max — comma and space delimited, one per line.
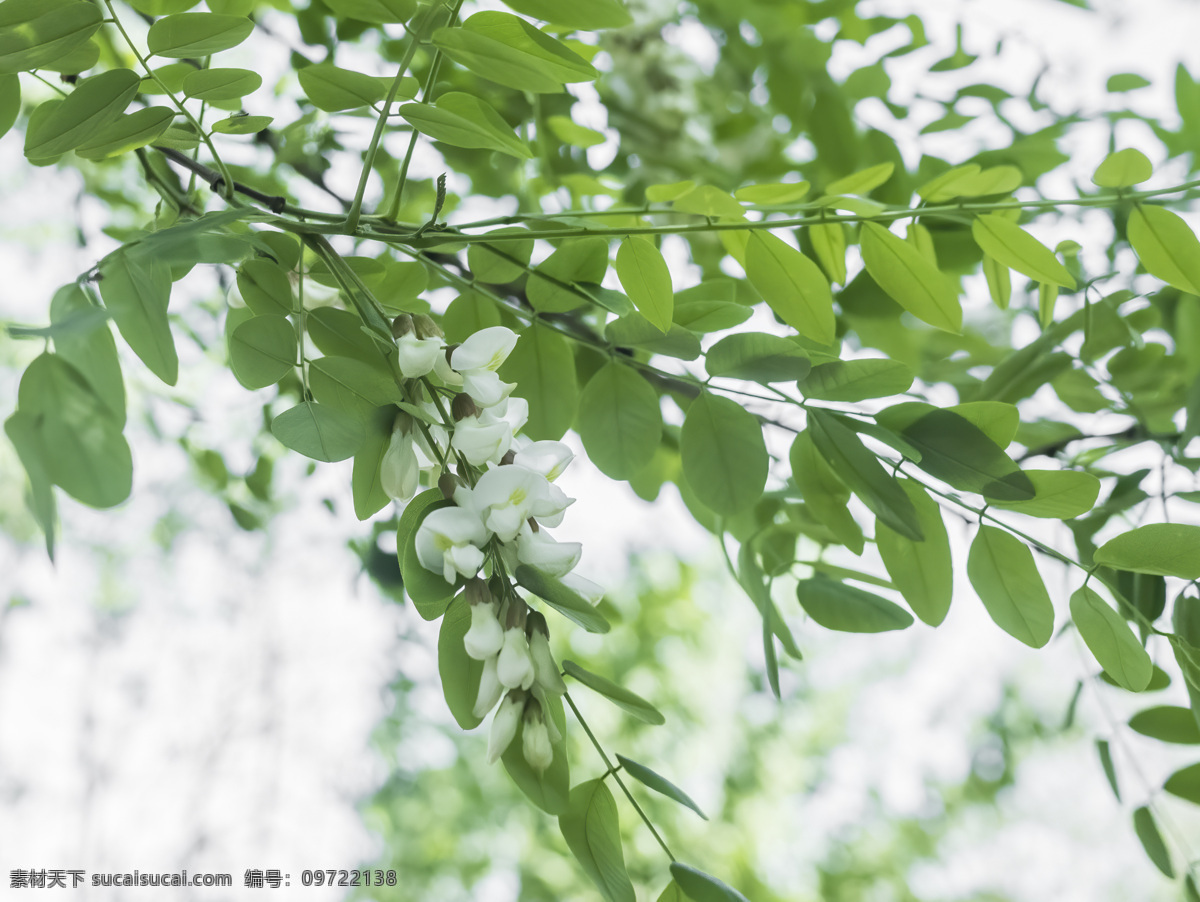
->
517, 527, 581, 578
464, 603, 505, 660
522, 716, 554, 773
486, 693, 522, 764
452, 326, 519, 373
396, 333, 444, 378
562, 571, 605, 606
461, 369, 514, 408
529, 630, 567, 695
434, 352, 463, 387
497, 628, 535, 690
473, 656, 504, 718
515, 441, 574, 482
450, 415, 512, 466
380, 430, 420, 501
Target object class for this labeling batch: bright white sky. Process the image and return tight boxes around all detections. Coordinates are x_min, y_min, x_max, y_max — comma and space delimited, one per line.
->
1, 1, 1199, 900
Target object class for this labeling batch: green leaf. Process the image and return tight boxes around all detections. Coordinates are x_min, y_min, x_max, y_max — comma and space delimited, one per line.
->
75, 107, 175, 160
503, 692, 570, 814
967, 526, 1055, 648
671, 300, 752, 333
49, 284, 124, 425
808, 222, 847, 285
499, 0, 632, 30
1107, 72, 1151, 92
269, 400, 364, 462
1097, 738, 1120, 801
209, 114, 272, 135
789, 430, 863, 553
991, 469, 1100, 519
1129, 707, 1200, 744
680, 392, 767, 516
1127, 204, 1200, 295
308, 355, 404, 420
24, 68, 139, 159
562, 660, 664, 725
876, 478, 953, 626
322, 0, 416, 23
4, 411, 57, 557
228, 316, 296, 390
807, 408, 923, 541
1070, 586, 1152, 691
971, 214, 1076, 289
527, 237, 608, 312
1094, 524, 1200, 580
918, 164, 1022, 201
1163, 762, 1200, 805
615, 754, 706, 819
876, 404, 1034, 501
397, 491, 456, 619
577, 361, 662, 480
433, 11, 597, 94
547, 115, 606, 147
399, 92, 531, 159
1092, 148, 1152, 188
515, 565, 610, 633
442, 291, 502, 342
15, 353, 132, 508
982, 253, 1011, 309
704, 332, 811, 383
147, 13, 254, 58
947, 401, 1019, 447
744, 231, 836, 346
351, 406, 393, 521
298, 63, 390, 111
668, 864, 751, 902
182, 67, 261, 103
467, 228, 533, 283
499, 321, 577, 440
605, 314, 700, 360
615, 237, 673, 332
437, 594, 486, 730
237, 260, 294, 317
98, 251, 177, 386
1132, 807, 1174, 878
734, 181, 810, 204
0, 72, 18, 139
860, 222, 961, 333
795, 577, 913, 633
306, 307, 390, 369
800, 357, 912, 401
558, 780, 635, 902
0, 1, 103, 74
826, 162, 893, 196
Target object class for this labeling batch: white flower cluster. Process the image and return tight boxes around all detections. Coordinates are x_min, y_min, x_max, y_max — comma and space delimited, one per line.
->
383, 322, 600, 772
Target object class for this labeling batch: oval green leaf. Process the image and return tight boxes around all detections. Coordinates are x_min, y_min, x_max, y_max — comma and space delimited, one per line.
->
269, 400, 364, 462
680, 391, 767, 516
789, 429, 863, 553
1094, 524, 1200, 580
1127, 204, 1200, 295
1130, 706, 1200, 744
437, 594, 486, 730
967, 526, 1054, 648
616, 237, 673, 332
668, 864, 751, 902
25, 67, 139, 159
577, 361, 662, 480
0, 1, 103, 74
800, 357, 912, 401
515, 565, 610, 634
860, 222, 961, 333
971, 214, 1076, 289
744, 231, 835, 345
876, 478, 953, 626
1070, 586, 1152, 691
182, 67, 261, 103
705, 332, 811, 383
795, 577, 913, 633
1133, 806, 1174, 878
499, 0, 631, 30
1163, 762, 1200, 805
228, 315, 296, 390
98, 251, 177, 386
400, 92, 533, 159
499, 321, 577, 440
147, 13, 254, 58
992, 469, 1100, 519
323, 0, 416, 23
1092, 148, 1153, 188
75, 107, 175, 160
615, 754, 706, 819
559, 779, 634, 902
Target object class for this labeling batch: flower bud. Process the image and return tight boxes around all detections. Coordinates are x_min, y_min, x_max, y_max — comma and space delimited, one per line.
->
390, 313, 415, 339
451, 393, 480, 421
526, 611, 566, 695
438, 472, 461, 500
522, 699, 554, 773
464, 597, 504, 661
473, 655, 504, 718
497, 626, 535, 690
412, 314, 444, 341
486, 689, 524, 764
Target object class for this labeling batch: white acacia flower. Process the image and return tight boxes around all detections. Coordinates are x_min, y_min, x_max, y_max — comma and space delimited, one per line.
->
496, 396, 529, 433
529, 479, 573, 529
486, 690, 524, 764
514, 441, 574, 482
451, 326, 519, 407
522, 703, 554, 773
473, 655, 504, 718
530, 685, 562, 743
497, 626, 535, 690
516, 523, 581, 578
396, 332, 444, 378
464, 598, 505, 660
380, 418, 419, 502
527, 614, 566, 695
433, 350, 464, 388
450, 410, 513, 466
468, 466, 552, 542
415, 506, 488, 584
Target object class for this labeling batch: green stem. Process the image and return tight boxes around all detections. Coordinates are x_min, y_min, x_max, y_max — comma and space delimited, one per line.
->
563, 691, 676, 863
